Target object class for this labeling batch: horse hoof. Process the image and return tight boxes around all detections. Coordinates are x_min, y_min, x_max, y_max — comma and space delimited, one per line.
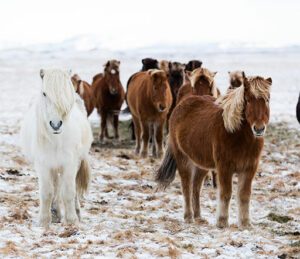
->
216, 217, 229, 228
65, 216, 79, 226
195, 217, 208, 225
184, 214, 194, 223
140, 151, 148, 158
39, 216, 51, 228
238, 220, 252, 230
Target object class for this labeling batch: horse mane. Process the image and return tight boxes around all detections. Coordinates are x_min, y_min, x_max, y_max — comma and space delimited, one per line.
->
217, 76, 271, 133
190, 68, 218, 98
42, 69, 75, 118
247, 76, 271, 101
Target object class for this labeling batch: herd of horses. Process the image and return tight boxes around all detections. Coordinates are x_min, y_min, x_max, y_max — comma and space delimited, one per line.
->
20, 57, 273, 230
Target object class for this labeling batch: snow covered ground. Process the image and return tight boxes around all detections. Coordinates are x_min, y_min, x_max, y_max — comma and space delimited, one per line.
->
0, 46, 299, 258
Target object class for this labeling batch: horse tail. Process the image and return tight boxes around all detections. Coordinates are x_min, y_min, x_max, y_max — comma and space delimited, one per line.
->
155, 144, 177, 189
76, 158, 91, 197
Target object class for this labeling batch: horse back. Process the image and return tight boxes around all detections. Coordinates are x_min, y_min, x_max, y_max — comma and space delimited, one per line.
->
127, 72, 152, 117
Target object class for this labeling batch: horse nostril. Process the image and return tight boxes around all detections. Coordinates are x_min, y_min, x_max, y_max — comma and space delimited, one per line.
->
50, 120, 62, 131
159, 104, 166, 111
254, 125, 265, 132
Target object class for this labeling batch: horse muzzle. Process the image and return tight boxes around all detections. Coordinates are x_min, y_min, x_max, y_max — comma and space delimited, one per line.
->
50, 120, 63, 134
252, 125, 266, 137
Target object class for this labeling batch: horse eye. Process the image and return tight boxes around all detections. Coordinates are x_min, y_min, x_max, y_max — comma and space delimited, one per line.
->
42, 92, 46, 97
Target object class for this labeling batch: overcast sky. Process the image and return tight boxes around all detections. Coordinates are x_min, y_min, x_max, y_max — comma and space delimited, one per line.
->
1, 0, 299, 49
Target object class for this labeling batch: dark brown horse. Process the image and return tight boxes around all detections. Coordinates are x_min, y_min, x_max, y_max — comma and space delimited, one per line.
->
141, 58, 159, 71
93, 60, 125, 142
127, 69, 172, 158
156, 74, 272, 229
185, 60, 202, 72
71, 74, 95, 116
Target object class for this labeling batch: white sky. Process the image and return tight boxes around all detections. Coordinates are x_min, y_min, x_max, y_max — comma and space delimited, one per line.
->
1, 0, 300, 49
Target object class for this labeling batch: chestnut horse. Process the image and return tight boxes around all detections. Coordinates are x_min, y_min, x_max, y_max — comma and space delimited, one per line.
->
71, 74, 95, 116
156, 74, 272, 229
177, 67, 218, 105
93, 60, 125, 142
125, 58, 159, 140
127, 69, 172, 158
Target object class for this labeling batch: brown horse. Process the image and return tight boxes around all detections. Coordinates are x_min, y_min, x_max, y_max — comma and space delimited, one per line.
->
156, 74, 272, 229
93, 60, 125, 142
127, 69, 172, 158
125, 58, 160, 140
228, 70, 245, 89
71, 74, 95, 116
177, 67, 218, 104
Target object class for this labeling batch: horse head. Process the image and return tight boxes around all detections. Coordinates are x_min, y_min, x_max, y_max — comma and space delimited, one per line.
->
228, 70, 244, 89
148, 69, 171, 113
187, 68, 217, 97
104, 60, 121, 95
244, 75, 272, 137
40, 69, 75, 135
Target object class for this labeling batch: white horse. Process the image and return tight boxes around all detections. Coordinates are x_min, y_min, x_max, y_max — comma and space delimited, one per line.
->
20, 69, 93, 227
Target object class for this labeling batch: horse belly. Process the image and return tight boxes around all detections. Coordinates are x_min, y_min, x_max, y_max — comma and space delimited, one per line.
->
176, 128, 215, 170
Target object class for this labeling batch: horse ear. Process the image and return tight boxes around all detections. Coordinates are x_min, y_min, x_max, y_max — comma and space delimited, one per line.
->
142, 59, 146, 65
78, 81, 85, 95
242, 71, 246, 79
228, 71, 231, 74
117, 60, 120, 65
104, 61, 110, 68
212, 71, 217, 77
266, 77, 272, 85
40, 69, 45, 79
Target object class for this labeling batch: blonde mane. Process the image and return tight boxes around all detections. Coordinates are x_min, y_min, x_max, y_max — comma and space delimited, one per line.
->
190, 68, 218, 98
217, 76, 271, 133
42, 69, 75, 118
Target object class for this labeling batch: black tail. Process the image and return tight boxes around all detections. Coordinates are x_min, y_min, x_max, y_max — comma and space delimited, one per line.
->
155, 145, 177, 189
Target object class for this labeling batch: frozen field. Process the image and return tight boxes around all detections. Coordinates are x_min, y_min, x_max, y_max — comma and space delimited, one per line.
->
0, 47, 299, 258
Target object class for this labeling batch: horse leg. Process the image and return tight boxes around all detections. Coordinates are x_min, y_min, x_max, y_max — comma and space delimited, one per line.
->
61, 164, 78, 225
192, 167, 208, 222
75, 193, 81, 221
237, 171, 256, 229
140, 121, 150, 158
36, 164, 54, 228
100, 110, 107, 142
132, 115, 141, 154
177, 162, 193, 223
212, 170, 217, 188
155, 121, 164, 158
216, 169, 233, 228
151, 123, 157, 157
51, 172, 62, 223
113, 114, 119, 139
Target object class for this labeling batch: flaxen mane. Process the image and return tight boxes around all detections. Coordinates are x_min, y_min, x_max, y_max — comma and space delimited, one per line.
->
217, 76, 271, 133
248, 76, 271, 101
41, 69, 75, 118
190, 68, 218, 98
